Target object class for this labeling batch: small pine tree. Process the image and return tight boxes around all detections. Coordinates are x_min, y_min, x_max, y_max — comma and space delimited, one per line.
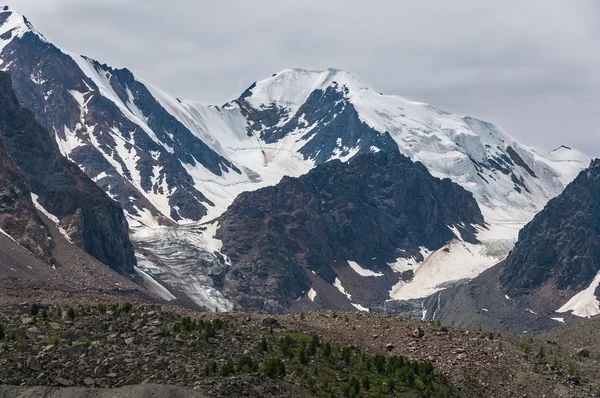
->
488, 332, 495, 340
41, 307, 48, 320
29, 303, 39, 316
0, 322, 4, 340
538, 345, 545, 359
309, 335, 319, 356
362, 375, 371, 391
300, 311, 306, 321
220, 358, 235, 377
322, 341, 332, 359
67, 307, 76, 320
262, 358, 285, 379
259, 337, 269, 352
298, 341, 309, 365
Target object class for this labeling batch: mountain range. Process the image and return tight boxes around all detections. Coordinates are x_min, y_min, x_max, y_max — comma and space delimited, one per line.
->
0, 6, 597, 331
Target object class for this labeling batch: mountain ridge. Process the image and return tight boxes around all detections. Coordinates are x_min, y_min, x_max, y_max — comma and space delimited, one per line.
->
0, 5, 593, 312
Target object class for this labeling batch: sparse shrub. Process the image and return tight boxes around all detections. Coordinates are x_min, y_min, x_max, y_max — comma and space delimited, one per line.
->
41, 308, 48, 320
203, 360, 217, 376
121, 303, 133, 314
488, 332, 495, 340
48, 335, 61, 345
0, 323, 4, 340
300, 311, 305, 320
262, 358, 285, 379
344, 313, 350, 323
78, 337, 92, 347
66, 307, 75, 320
568, 362, 578, 377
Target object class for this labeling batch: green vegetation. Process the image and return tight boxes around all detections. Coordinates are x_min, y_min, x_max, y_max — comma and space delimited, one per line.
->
568, 362, 579, 377
258, 333, 457, 397
262, 358, 285, 379
66, 307, 76, 320
47, 336, 61, 345
29, 303, 39, 316
0, 322, 4, 340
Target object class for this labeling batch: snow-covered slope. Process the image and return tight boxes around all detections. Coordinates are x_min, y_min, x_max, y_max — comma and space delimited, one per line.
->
0, 7, 591, 311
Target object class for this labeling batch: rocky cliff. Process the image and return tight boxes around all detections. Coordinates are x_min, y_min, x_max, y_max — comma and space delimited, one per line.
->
216, 151, 484, 312
0, 71, 135, 274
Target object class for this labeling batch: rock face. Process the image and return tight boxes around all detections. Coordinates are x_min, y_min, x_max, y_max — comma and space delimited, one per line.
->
216, 151, 484, 312
0, 135, 50, 260
500, 159, 600, 296
0, 8, 235, 225
0, 71, 135, 273
422, 159, 600, 333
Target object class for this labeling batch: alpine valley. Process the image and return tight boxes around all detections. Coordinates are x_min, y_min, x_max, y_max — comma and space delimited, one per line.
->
0, 5, 597, 335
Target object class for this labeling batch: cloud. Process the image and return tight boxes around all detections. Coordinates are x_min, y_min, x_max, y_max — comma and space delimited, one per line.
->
11, 0, 600, 155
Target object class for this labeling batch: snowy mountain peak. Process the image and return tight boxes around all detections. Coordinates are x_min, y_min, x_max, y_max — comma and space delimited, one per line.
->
0, 6, 45, 50
241, 67, 371, 110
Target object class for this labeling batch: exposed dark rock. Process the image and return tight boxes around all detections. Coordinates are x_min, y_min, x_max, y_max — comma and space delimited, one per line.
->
0, 18, 231, 222
0, 135, 50, 260
500, 159, 600, 296
237, 82, 398, 165
217, 151, 484, 312
0, 71, 135, 273
422, 159, 600, 334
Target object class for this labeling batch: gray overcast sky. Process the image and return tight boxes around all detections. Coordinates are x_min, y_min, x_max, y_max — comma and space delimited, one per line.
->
12, 0, 600, 156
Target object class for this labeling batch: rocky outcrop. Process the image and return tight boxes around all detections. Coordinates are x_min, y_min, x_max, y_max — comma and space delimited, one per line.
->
217, 151, 484, 312
0, 71, 135, 274
422, 159, 600, 333
0, 137, 50, 260
500, 159, 600, 296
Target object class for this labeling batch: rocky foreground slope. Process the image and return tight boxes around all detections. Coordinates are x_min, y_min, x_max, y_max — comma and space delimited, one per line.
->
0, 300, 598, 397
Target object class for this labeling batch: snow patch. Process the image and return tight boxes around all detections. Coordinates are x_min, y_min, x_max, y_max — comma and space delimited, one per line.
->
557, 271, 600, 318
333, 278, 351, 299
352, 303, 369, 312
30, 193, 73, 243
0, 227, 15, 242
347, 260, 383, 277
307, 288, 317, 302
